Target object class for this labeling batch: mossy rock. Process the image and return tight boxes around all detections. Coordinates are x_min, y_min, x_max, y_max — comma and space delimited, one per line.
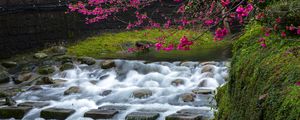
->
34, 52, 48, 59
132, 89, 152, 99
0, 106, 32, 119
101, 60, 116, 69
0, 70, 10, 84
60, 63, 74, 71
64, 86, 81, 95
78, 57, 96, 65
37, 66, 55, 75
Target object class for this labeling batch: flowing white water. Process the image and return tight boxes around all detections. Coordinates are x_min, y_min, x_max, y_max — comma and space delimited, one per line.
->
14, 60, 229, 120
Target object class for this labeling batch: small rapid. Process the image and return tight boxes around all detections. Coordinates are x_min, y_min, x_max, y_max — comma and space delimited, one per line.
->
13, 60, 229, 120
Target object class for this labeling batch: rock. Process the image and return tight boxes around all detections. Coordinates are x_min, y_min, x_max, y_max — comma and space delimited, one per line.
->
180, 93, 196, 102
132, 89, 152, 99
98, 105, 128, 111
171, 79, 185, 86
169, 109, 210, 120
56, 55, 74, 64
5, 97, 16, 106
28, 85, 43, 91
36, 77, 55, 85
34, 52, 48, 59
1, 61, 17, 68
84, 109, 119, 119
40, 108, 75, 120
90, 80, 98, 85
78, 57, 96, 65
53, 79, 67, 85
198, 79, 208, 87
18, 102, 50, 108
37, 66, 56, 75
200, 65, 215, 73
64, 86, 81, 95
50, 46, 67, 55
101, 60, 116, 69
200, 61, 218, 66
192, 88, 214, 94
201, 72, 214, 78
101, 90, 112, 96
0, 91, 8, 98
60, 63, 74, 71
126, 112, 159, 120
0, 70, 10, 84
14, 72, 32, 84
0, 106, 32, 119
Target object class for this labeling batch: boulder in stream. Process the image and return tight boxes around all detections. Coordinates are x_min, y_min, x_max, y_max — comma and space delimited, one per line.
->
126, 112, 160, 120
78, 57, 96, 65
64, 86, 81, 95
0, 106, 32, 119
60, 62, 74, 71
180, 93, 196, 102
0, 70, 10, 84
35, 76, 55, 85
14, 72, 32, 84
37, 66, 56, 75
132, 89, 152, 99
171, 79, 185, 86
101, 60, 116, 69
40, 108, 75, 120
1, 61, 17, 68
50, 46, 67, 55
200, 65, 215, 73
34, 52, 48, 59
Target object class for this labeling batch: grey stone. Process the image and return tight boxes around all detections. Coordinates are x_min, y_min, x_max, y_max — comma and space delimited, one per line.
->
200, 61, 218, 66
18, 102, 50, 108
41, 108, 75, 120
34, 52, 48, 59
0, 70, 10, 84
84, 109, 118, 119
200, 65, 215, 73
98, 105, 128, 111
181, 93, 196, 102
78, 57, 96, 65
50, 46, 67, 55
132, 89, 152, 99
37, 66, 56, 75
165, 113, 202, 120
36, 76, 55, 85
14, 72, 32, 84
5, 97, 16, 106
101, 60, 116, 69
1, 61, 17, 68
101, 90, 112, 96
192, 88, 214, 94
56, 55, 74, 64
60, 62, 74, 71
0, 106, 32, 119
28, 85, 43, 91
126, 112, 159, 120
64, 86, 81, 95
171, 79, 185, 86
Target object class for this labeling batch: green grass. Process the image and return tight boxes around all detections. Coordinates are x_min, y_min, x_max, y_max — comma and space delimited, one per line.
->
67, 29, 231, 61
215, 22, 300, 120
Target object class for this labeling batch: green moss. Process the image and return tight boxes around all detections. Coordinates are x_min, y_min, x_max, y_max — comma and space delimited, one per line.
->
67, 29, 231, 61
215, 22, 300, 120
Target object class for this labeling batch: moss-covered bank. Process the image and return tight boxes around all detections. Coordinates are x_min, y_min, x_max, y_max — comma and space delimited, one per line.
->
215, 23, 300, 120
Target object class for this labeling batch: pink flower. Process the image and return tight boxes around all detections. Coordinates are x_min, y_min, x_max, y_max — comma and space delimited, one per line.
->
261, 43, 267, 48
275, 17, 281, 23
163, 44, 174, 51
204, 19, 214, 26
214, 28, 228, 40
155, 43, 163, 51
297, 26, 300, 35
259, 37, 265, 42
174, 0, 182, 2
177, 36, 193, 50
221, 0, 230, 7
281, 32, 286, 37
296, 81, 300, 86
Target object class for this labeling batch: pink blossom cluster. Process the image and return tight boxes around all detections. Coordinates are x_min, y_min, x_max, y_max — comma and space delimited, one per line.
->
214, 28, 228, 41
235, 4, 254, 23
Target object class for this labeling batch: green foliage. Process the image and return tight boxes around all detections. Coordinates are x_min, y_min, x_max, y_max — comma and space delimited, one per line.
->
215, 22, 300, 120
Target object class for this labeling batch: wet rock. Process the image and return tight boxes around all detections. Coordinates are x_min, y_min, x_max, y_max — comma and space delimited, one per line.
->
90, 80, 98, 85
34, 52, 48, 59
78, 57, 96, 65
14, 72, 32, 84
0, 70, 10, 83
101, 90, 112, 96
98, 105, 128, 111
84, 109, 119, 119
198, 79, 209, 87
60, 62, 74, 71
53, 79, 67, 85
1, 61, 17, 68
201, 72, 214, 78
171, 79, 185, 86
126, 112, 159, 120
41, 108, 75, 120
0, 106, 32, 119
18, 102, 50, 108
64, 86, 81, 95
56, 55, 74, 64
166, 112, 202, 120
192, 88, 214, 94
5, 97, 16, 106
28, 85, 43, 91
200, 65, 215, 73
200, 61, 218, 66
37, 66, 56, 75
101, 60, 116, 69
180, 93, 196, 102
0, 91, 8, 98
50, 46, 67, 55
132, 89, 152, 99
36, 77, 55, 85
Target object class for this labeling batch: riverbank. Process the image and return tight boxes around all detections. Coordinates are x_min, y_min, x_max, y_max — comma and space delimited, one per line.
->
215, 23, 300, 119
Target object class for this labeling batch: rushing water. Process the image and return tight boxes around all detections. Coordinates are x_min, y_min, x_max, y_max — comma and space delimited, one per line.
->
14, 60, 229, 120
